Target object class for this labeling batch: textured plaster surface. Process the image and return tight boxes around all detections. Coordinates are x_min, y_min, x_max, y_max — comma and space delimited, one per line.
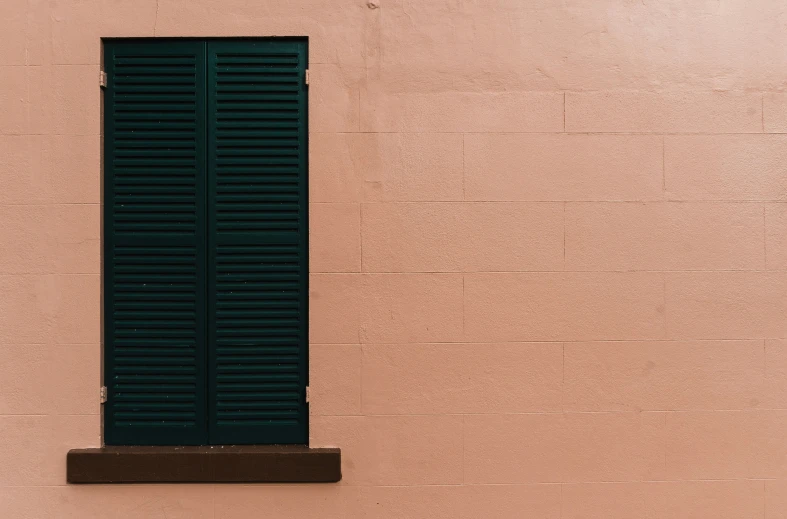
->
2, 0, 787, 517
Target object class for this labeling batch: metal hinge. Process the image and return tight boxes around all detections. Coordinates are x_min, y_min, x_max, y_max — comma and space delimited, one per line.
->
305, 386, 310, 403
100, 386, 107, 404
99, 71, 107, 88
304, 69, 309, 85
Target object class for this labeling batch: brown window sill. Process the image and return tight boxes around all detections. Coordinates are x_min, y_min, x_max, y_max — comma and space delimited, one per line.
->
67, 445, 341, 484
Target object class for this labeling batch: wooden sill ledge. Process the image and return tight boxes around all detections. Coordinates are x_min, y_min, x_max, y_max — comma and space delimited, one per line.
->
67, 445, 341, 484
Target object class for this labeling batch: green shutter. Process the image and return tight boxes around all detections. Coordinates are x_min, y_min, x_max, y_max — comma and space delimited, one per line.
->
206, 41, 309, 444
104, 39, 308, 446
104, 41, 208, 445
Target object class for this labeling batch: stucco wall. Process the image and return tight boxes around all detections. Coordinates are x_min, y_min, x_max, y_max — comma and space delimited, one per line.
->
1, 0, 787, 517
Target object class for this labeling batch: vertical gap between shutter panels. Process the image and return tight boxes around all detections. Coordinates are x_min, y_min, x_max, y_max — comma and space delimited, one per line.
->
203, 41, 210, 445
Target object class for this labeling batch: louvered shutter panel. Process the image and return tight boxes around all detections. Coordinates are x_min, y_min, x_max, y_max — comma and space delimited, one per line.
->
104, 41, 208, 445
206, 41, 309, 444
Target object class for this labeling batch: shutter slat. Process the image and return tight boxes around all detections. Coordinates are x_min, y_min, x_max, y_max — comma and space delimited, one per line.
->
207, 40, 308, 445
104, 41, 208, 446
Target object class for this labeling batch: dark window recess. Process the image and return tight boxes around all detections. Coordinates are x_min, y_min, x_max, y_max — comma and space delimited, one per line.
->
103, 39, 309, 447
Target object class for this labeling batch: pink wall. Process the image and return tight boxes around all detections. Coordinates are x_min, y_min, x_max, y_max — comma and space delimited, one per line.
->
1, 0, 786, 517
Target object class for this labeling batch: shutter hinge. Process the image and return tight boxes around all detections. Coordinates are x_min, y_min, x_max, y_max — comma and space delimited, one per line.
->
99, 71, 107, 88
100, 386, 107, 404
305, 386, 310, 403
304, 69, 309, 86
